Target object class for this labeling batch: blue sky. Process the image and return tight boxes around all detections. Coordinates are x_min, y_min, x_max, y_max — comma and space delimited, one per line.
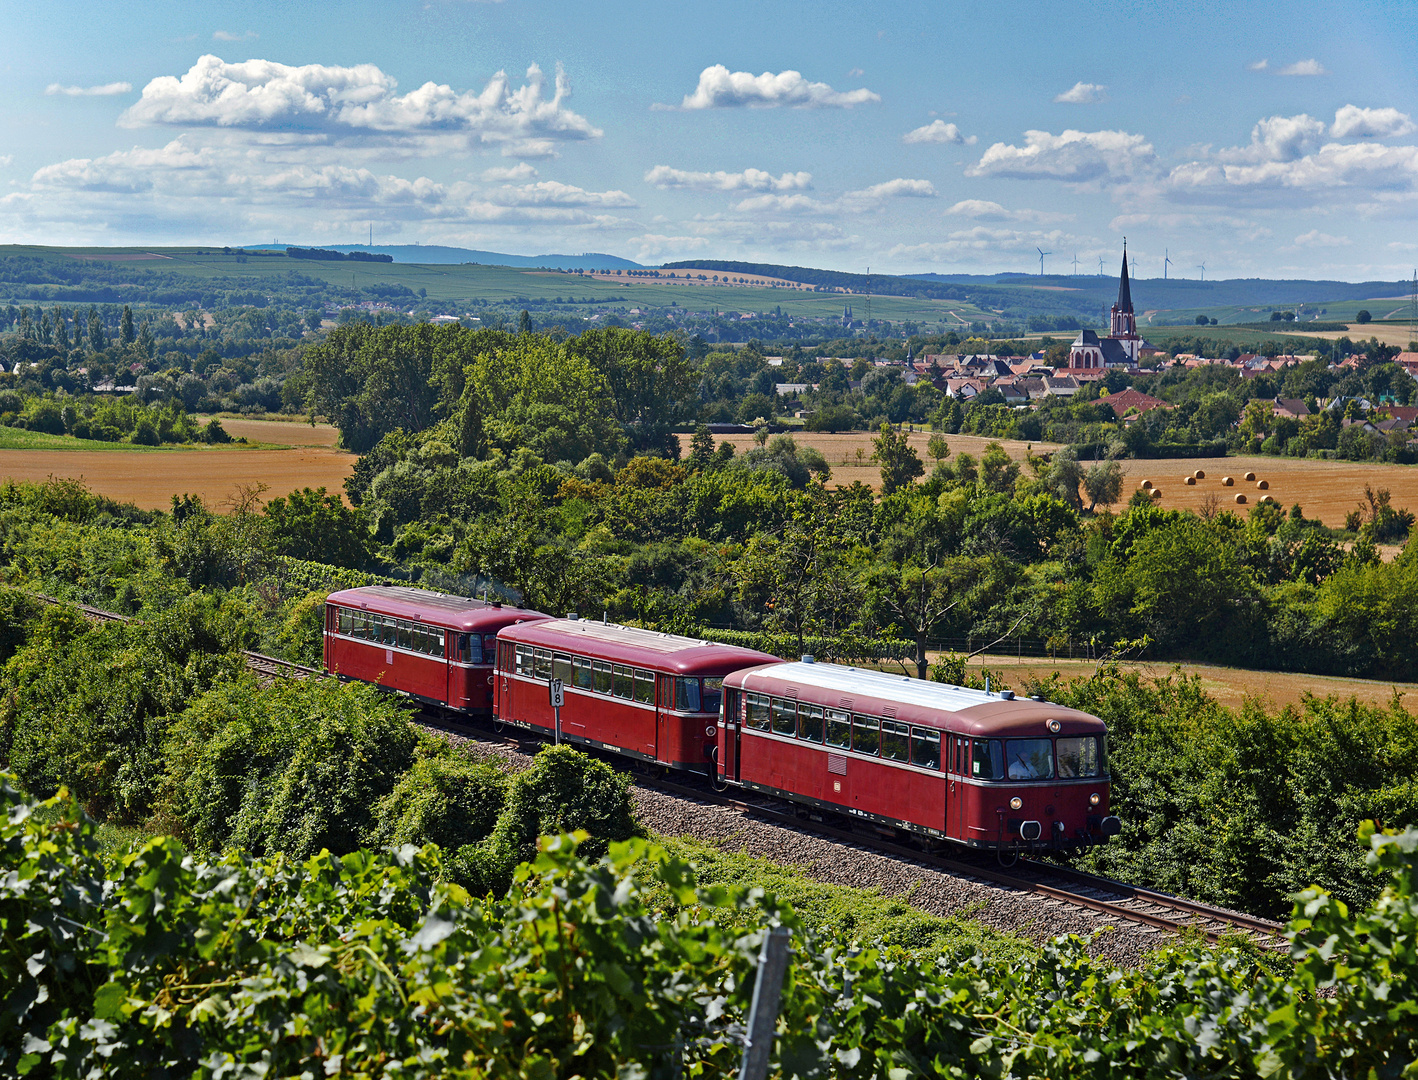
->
2, 0, 1416, 280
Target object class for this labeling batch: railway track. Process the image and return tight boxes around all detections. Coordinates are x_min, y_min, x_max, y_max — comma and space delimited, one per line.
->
27, 592, 1285, 947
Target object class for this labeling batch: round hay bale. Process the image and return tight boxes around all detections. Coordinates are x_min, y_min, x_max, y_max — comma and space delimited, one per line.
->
1141, 479, 1153, 490
1151, 488, 1163, 499
1235, 493, 1247, 504
1261, 494, 1275, 504
1185, 476, 1196, 485
1244, 471, 1256, 482
1194, 470, 1206, 479
1221, 476, 1234, 486
1256, 479, 1269, 490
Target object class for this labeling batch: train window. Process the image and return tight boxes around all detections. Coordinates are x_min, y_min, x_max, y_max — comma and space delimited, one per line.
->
430, 630, 445, 658
1005, 739, 1054, 781
515, 645, 533, 676
553, 653, 574, 684
770, 698, 796, 736
911, 727, 942, 769
533, 649, 552, 679
825, 709, 851, 748
851, 714, 879, 756
798, 704, 824, 743
880, 721, 910, 762
383, 618, 399, 647
573, 657, 595, 690
593, 660, 613, 694
633, 669, 655, 704
612, 664, 633, 698
355, 613, 369, 639
1056, 736, 1100, 778
463, 634, 481, 664
746, 692, 771, 731
972, 739, 1005, 781
481, 634, 497, 658
702, 677, 723, 715
675, 677, 701, 712
334, 607, 347, 634
398, 621, 412, 651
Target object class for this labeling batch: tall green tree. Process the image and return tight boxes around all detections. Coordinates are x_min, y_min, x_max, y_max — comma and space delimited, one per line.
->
119, 305, 136, 346
872, 423, 924, 495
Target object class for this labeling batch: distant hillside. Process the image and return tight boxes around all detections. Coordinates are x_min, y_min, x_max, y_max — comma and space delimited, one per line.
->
241, 243, 643, 271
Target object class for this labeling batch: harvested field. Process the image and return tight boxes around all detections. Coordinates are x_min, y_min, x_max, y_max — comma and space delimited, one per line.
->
0, 444, 355, 509
195, 415, 342, 448
948, 654, 1417, 712
677, 430, 1059, 491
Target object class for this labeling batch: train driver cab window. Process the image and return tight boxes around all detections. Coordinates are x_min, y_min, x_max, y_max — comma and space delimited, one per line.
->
593, 660, 613, 694
553, 653, 574, 684
1006, 739, 1054, 780
973, 739, 1005, 781
1056, 736, 1100, 778
825, 709, 851, 748
675, 677, 701, 712
770, 698, 797, 736
702, 677, 724, 715
481, 634, 497, 660
798, 704, 824, 743
464, 634, 483, 664
633, 669, 655, 704
881, 721, 910, 761
573, 657, 595, 690
612, 664, 633, 699
333, 607, 345, 634
911, 727, 942, 769
514, 645, 533, 677
746, 692, 771, 731
851, 714, 879, 756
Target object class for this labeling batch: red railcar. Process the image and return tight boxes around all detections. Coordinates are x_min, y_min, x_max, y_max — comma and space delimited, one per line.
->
719, 660, 1120, 853
324, 586, 551, 713
493, 619, 779, 771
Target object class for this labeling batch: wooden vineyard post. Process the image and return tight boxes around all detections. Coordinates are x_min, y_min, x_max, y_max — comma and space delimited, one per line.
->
739, 926, 792, 1080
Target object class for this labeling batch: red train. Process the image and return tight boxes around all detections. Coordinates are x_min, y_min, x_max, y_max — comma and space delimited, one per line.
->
322, 589, 1119, 853
323, 586, 551, 713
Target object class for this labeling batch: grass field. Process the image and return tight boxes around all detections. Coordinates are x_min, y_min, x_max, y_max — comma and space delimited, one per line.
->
0, 417, 353, 508
0, 427, 177, 451
684, 429, 1418, 529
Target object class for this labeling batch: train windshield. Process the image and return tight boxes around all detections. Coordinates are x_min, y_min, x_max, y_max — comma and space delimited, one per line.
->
1056, 736, 1101, 777
972, 739, 1005, 780
701, 677, 723, 714
1006, 738, 1054, 780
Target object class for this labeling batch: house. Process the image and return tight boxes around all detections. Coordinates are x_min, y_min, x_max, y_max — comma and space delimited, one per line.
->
1044, 376, 1080, 398
1019, 377, 1050, 401
944, 377, 986, 400
1271, 398, 1311, 419
992, 378, 1030, 405
1100, 387, 1170, 420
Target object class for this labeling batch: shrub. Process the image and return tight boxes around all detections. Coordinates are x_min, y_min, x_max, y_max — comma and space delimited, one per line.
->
367, 748, 508, 853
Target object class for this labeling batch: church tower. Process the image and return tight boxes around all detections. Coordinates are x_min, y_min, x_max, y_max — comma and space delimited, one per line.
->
1108, 244, 1140, 362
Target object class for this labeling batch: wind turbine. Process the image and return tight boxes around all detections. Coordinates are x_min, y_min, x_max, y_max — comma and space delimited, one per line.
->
1036, 247, 1051, 276
1072, 253, 1080, 276
1164, 249, 1172, 280
1097, 256, 1105, 277
1197, 262, 1206, 282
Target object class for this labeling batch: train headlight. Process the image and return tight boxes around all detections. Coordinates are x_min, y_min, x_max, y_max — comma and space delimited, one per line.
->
1046, 719, 1062, 733
1089, 792, 1101, 806
1009, 796, 1023, 811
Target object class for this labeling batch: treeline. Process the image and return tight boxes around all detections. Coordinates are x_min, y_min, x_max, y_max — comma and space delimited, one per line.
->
285, 246, 393, 263
0, 390, 231, 445
662, 259, 969, 301
6, 778, 1417, 1077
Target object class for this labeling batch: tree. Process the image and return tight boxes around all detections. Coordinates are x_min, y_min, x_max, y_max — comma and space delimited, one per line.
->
87, 307, 105, 351
1083, 459, 1124, 511
872, 423, 924, 494
263, 486, 374, 568
120, 305, 136, 346
687, 424, 715, 468
1196, 315, 1209, 325
927, 432, 949, 463
51, 306, 68, 350
518, 309, 533, 334
1357, 310, 1372, 324
979, 442, 1020, 493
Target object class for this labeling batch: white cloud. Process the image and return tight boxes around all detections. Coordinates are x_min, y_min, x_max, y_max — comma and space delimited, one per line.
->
946, 199, 1066, 223
480, 162, 537, 181
45, 82, 132, 97
212, 30, 257, 41
1054, 81, 1107, 104
120, 55, 602, 151
644, 165, 812, 192
630, 233, 709, 259
902, 119, 975, 145
730, 193, 825, 214
967, 129, 1156, 183
1278, 59, 1326, 76
1248, 59, 1269, 71
1219, 114, 1328, 162
846, 67, 864, 78
678, 64, 880, 109
1167, 141, 1418, 199
1293, 229, 1351, 247
0, 156, 11, 168
888, 226, 1074, 263
489, 180, 635, 208
847, 178, 935, 200
1332, 105, 1416, 140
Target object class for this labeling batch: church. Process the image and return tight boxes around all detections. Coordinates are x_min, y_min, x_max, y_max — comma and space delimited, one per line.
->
1066, 246, 1147, 370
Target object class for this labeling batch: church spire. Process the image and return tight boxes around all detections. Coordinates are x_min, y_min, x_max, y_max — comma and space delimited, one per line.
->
1116, 242, 1133, 314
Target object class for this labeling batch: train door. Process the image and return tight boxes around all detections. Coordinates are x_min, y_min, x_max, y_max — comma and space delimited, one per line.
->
656, 674, 674, 764
720, 688, 741, 781
496, 640, 512, 719
946, 733, 966, 840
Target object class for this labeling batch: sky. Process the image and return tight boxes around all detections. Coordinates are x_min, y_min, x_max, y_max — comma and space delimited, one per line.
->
2, 0, 1416, 281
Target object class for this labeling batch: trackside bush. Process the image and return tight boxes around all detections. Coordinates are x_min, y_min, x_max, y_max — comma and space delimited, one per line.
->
368, 749, 508, 853
2, 778, 1416, 1078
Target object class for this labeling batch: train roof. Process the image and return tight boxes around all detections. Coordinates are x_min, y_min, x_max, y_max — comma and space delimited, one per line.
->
326, 586, 552, 633
499, 618, 780, 676
726, 661, 1105, 738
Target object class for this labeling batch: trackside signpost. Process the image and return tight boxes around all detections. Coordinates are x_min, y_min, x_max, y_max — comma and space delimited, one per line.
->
549, 678, 564, 744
